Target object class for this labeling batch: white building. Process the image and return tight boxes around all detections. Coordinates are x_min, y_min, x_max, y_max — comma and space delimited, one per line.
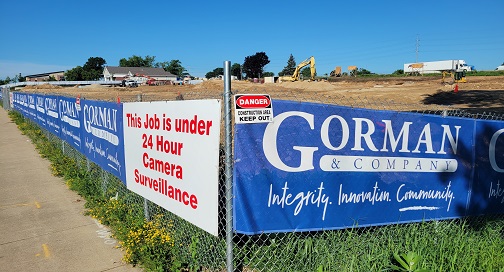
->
103, 66, 177, 83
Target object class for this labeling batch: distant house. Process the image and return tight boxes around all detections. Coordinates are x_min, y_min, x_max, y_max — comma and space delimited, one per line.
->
103, 66, 177, 84
25, 71, 65, 82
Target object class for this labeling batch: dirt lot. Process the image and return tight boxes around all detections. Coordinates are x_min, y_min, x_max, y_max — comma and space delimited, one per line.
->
22, 76, 504, 115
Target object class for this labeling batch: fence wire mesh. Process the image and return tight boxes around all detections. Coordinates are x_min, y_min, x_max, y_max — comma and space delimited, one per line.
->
3, 86, 504, 271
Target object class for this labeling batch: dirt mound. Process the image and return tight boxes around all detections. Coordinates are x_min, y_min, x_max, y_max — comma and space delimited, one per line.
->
24, 83, 62, 89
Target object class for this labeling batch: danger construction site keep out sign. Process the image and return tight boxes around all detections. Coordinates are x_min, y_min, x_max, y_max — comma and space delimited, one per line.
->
234, 94, 274, 124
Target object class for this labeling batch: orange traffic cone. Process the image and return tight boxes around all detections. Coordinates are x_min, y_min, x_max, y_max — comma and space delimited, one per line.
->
454, 84, 459, 93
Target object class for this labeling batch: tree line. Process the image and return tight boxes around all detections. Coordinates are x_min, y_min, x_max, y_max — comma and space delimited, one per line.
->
7, 51, 451, 84
64, 56, 187, 81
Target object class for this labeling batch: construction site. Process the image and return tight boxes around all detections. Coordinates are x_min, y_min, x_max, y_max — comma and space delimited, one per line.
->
19, 74, 504, 115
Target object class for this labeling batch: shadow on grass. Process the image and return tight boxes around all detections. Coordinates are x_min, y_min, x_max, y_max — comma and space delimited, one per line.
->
422, 89, 504, 114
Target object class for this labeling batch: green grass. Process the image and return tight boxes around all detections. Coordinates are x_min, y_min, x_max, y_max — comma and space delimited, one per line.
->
8, 110, 504, 272
318, 70, 504, 80
238, 218, 504, 271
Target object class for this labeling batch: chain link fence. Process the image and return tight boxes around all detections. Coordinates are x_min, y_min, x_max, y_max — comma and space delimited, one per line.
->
2, 82, 504, 271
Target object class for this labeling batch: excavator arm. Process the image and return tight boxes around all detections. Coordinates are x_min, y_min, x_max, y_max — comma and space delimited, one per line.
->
280, 56, 316, 82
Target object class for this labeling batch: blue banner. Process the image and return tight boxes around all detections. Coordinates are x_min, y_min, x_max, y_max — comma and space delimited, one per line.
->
43, 95, 61, 137
58, 95, 82, 152
471, 120, 504, 215
26, 93, 37, 123
234, 100, 476, 234
12, 92, 28, 116
34, 94, 47, 129
81, 99, 126, 183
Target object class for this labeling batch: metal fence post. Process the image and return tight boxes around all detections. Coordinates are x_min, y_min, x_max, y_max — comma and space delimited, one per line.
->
223, 61, 234, 272
1, 87, 5, 109
137, 93, 150, 221
3, 87, 11, 110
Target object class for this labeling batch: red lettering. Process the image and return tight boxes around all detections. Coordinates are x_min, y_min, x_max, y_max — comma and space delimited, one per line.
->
133, 169, 197, 209
182, 191, 189, 205
175, 115, 213, 135
190, 195, 198, 209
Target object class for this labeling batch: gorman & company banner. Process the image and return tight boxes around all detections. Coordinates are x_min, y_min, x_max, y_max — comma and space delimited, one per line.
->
11, 92, 126, 184
233, 99, 504, 234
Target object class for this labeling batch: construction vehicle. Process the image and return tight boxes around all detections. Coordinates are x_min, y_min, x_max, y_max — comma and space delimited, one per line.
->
404, 60, 472, 74
279, 56, 316, 82
442, 70, 467, 83
132, 73, 170, 86
330, 66, 342, 77
121, 79, 138, 87
348, 66, 358, 77
403, 60, 470, 83
146, 78, 170, 86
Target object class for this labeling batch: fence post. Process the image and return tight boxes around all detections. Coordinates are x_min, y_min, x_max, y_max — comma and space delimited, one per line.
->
223, 61, 234, 272
4, 87, 11, 110
136, 93, 150, 221
1, 87, 6, 109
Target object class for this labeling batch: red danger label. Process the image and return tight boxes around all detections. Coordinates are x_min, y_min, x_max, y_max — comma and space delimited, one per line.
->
236, 95, 271, 109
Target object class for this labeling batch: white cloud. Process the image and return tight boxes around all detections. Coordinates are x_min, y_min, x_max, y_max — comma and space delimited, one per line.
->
0, 60, 72, 79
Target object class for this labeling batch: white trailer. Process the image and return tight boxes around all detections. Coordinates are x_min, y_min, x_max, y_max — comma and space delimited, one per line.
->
404, 60, 472, 74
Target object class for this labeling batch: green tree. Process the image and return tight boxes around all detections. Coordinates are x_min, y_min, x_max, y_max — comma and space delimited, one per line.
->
166, 60, 185, 77
65, 66, 84, 81
263, 72, 274, 77
242, 52, 270, 79
0, 76, 11, 85
301, 67, 316, 79
83, 57, 106, 72
156, 60, 186, 77
82, 57, 106, 80
205, 67, 224, 79
392, 69, 404, 75
278, 54, 296, 76
119, 55, 156, 67
16, 73, 26, 82
356, 68, 373, 76
231, 63, 242, 79
64, 57, 107, 81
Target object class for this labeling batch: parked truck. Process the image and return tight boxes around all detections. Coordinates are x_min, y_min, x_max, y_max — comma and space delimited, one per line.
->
146, 78, 171, 86
404, 60, 472, 74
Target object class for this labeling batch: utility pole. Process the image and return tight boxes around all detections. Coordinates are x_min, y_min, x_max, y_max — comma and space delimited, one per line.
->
415, 35, 420, 63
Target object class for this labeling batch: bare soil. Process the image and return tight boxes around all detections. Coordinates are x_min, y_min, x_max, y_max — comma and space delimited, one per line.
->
21, 76, 504, 114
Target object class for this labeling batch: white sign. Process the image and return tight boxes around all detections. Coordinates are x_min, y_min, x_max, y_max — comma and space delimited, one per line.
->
234, 94, 273, 124
123, 100, 221, 236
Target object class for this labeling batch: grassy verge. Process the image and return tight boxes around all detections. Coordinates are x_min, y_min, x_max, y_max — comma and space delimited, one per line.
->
238, 218, 504, 271
8, 110, 175, 271
8, 109, 504, 271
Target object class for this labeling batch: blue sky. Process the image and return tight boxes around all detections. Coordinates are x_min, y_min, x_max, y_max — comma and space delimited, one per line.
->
1, 0, 503, 79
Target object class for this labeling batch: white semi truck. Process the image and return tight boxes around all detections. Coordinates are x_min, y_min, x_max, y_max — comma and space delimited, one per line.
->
404, 60, 472, 74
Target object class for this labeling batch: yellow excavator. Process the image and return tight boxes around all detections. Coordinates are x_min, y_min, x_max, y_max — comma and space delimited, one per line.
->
279, 56, 316, 82
442, 70, 467, 83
